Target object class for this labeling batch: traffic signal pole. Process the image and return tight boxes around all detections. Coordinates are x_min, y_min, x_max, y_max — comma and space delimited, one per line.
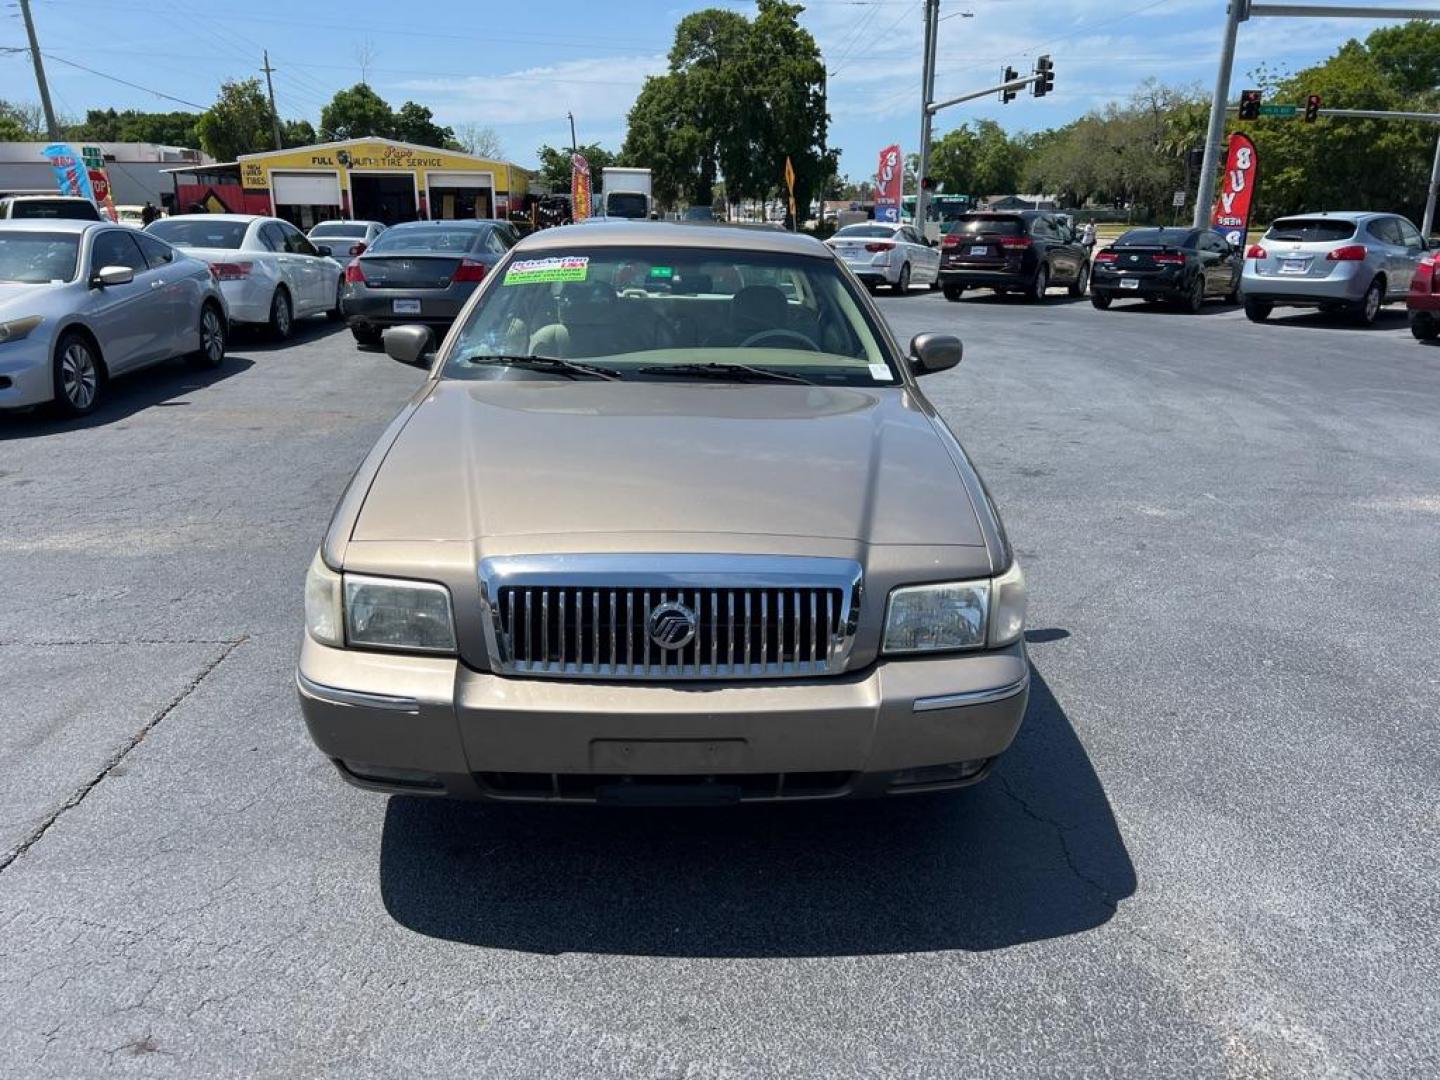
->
914, 0, 940, 232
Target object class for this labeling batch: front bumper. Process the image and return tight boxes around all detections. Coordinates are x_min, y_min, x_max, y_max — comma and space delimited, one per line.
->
1241, 260, 1369, 306
0, 334, 55, 410
296, 636, 1029, 803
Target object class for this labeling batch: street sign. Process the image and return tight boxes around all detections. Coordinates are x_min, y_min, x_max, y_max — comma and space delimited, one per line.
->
1258, 104, 1297, 117
1173, 190, 1188, 207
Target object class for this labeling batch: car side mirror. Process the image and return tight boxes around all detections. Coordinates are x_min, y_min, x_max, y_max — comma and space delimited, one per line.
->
92, 265, 134, 288
315, 244, 332, 257
909, 332, 962, 376
382, 324, 435, 366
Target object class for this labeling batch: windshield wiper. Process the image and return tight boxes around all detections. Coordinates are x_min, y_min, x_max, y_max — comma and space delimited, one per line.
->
636, 362, 814, 385
463, 354, 622, 380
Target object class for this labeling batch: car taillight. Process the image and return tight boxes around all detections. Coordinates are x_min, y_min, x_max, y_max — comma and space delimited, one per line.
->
1245, 244, 1267, 259
1416, 258, 1436, 293
1094, 250, 1117, 263
941, 234, 959, 248
349, 242, 366, 257
210, 261, 252, 281
1153, 253, 1185, 264
1326, 244, 1368, 262
343, 260, 365, 284
999, 236, 1032, 249
864, 241, 894, 253
452, 258, 488, 282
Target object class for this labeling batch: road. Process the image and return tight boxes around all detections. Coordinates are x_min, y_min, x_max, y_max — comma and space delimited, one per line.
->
1, 293, 1436, 1078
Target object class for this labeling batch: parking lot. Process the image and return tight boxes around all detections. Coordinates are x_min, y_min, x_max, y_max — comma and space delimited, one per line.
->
2, 292, 1437, 1076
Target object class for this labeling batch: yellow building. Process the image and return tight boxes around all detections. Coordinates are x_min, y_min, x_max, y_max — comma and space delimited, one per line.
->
231, 138, 530, 228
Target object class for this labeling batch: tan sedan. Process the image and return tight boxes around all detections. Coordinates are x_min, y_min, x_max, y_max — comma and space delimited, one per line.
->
298, 221, 1028, 804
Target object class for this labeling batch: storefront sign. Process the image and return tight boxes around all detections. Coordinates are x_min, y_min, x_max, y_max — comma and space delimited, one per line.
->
1210, 133, 1258, 248
875, 143, 902, 223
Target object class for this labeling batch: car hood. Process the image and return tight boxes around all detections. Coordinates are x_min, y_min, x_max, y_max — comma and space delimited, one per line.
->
350, 379, 985, 547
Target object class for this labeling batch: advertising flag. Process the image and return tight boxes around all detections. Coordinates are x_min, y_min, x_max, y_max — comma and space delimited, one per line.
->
571, 153, 592, 222
42, 143, 97, 204
1210, 133, 1259, 248
875, 144, 902, 223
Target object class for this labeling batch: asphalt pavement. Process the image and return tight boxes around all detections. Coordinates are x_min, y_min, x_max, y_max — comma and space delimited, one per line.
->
1, 291, 1436, 1078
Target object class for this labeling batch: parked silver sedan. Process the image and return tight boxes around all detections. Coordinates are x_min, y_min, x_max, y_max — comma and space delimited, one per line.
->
0, 220, 227, 418
1242, 211, 1428, 325
307, 219, 386, 262
825, 222, 941, 293
146, 214, 343, 339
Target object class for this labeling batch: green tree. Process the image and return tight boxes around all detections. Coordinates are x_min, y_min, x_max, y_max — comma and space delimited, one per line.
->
196, 79, 277, 161
72, 108, 200, 146
0, 100, 44, 141
320, 83, 394, 141
535, 142, 618, 195
1364, 20, 1440, 98
282, 119, 317, 148
393, 101, 454, 148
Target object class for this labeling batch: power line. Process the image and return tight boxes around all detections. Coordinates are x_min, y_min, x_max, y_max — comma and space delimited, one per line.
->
39, 52, 209, 109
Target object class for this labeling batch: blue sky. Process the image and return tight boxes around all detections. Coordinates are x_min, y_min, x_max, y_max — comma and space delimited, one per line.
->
0, 0, 1409, 178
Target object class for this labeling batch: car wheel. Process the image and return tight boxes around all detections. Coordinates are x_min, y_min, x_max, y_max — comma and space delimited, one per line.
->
1090, 291, 1112, 310
1068, 263, 1089, 298
351, 326, 382, 347
1354, 278, 1384, 326
943, 285, 964, 302
1244, 298, 1273, 322
189, 302, 226, 369
1183, 274, 1205, 314
51, 333, 103, 417
894, 262, 911, 294
1411, 311, 1440, 341
269, 288, 293, 340
1027, 264, 1049, 303
326, 277, 343, 322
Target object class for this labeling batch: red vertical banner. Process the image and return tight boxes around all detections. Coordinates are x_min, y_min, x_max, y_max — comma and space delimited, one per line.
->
88, 168, 119, 222
875, 143, 902, 223
571, 153, 592, 222
1210, 133, 1259, 248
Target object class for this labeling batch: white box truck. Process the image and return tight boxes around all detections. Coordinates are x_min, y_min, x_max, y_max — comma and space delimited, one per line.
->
599, 167, 653, 219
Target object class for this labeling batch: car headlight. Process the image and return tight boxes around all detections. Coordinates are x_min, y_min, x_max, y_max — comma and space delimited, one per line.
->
882, 561, 1025, 654
0, 315, 43, 344
304, 553, 456, 654
344, 574, 456, 653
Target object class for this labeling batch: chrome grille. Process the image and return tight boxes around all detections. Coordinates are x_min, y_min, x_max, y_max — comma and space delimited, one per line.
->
479, 555, 862, 680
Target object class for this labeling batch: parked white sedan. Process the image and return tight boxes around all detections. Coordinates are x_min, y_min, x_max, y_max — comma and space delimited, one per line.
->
146, 214, 343, 339
825, 222, 941, 292
307, 219, 386, 262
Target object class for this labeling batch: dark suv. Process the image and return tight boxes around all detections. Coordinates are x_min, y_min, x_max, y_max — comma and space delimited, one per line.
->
939, 211, 1089, 302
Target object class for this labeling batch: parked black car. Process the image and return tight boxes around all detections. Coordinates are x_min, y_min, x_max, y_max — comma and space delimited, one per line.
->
341, 220, 518, 346
1090, 227, 1241, 312
939, 211, 1089, 302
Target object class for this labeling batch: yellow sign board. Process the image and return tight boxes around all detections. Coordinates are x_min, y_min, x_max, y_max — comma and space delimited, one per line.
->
237, 139, 523, 199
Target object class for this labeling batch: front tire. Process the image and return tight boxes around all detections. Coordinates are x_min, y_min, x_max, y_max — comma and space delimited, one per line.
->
189, 303, 226, 369
894, 262, 911, 294
351, 325, 382, 347
1027, 264, 1048, 303
1090, 291, 1112, 310
1244, 298, 1273, 322
1354, 278, 1384, 326
1411, 311, 1440, 341
51, 333, 102, 417
269, 288, 294, 341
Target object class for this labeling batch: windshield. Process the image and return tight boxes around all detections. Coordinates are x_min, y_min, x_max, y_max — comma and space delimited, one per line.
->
310, 222, 367, 238
10, 199, 99, 220
447, 245, 898, 386
1266, 219, 1357, 243
147, 219, 246, 249
0, 232, 79, 282
369, 227, 484, 253
833, 225, 896, 239
948, 216, 1023, 236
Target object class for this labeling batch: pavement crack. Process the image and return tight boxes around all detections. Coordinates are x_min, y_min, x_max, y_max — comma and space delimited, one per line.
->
996, 772, 1119, 914
0, 636, 247, 875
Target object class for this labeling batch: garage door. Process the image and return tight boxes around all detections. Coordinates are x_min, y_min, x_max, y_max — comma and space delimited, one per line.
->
427, 171, 492, 189
271, 172, 341, 206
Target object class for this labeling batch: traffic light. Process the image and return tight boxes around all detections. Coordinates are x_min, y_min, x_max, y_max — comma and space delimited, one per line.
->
1033, 55, 1054, 98
1238, 89, 1261, 120
1001, 66, 1019, 104
1304, 93, 1322, 123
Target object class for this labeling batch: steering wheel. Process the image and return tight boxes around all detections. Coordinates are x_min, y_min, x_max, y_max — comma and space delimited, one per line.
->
738, 328, 819, 351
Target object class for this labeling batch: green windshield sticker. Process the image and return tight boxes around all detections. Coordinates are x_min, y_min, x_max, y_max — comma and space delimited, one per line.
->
504, 256, 589, 285
648, 266, 674, 279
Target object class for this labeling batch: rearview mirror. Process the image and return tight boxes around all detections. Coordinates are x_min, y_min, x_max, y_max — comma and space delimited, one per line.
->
93, 265, 134, 288
909, 332, 962, 376
315, 244, 332, 257
382, 324, 435, 366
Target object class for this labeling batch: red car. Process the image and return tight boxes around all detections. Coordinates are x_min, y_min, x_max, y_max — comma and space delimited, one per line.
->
1409, 256, 1439, 341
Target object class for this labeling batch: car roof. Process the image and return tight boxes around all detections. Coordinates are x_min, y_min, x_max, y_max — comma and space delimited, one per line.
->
1, 194, 94, 202
519, 220, 831, 257
162, 214, 267, 224
1271, 211, 1387, 222
388, 218, 496, 229
0, 218, 107, 234
309, 219, 383, 228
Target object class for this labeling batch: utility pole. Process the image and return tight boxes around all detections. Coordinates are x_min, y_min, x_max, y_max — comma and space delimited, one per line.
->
1426, 130, 1440, 237
262, 51, 284, 151
568, 112, 578, 153
914, 0, 940, 231
18, 0, 60, 141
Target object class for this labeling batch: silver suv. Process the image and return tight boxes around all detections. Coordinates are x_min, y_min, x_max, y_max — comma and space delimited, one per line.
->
1241, 211, 1428, 325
